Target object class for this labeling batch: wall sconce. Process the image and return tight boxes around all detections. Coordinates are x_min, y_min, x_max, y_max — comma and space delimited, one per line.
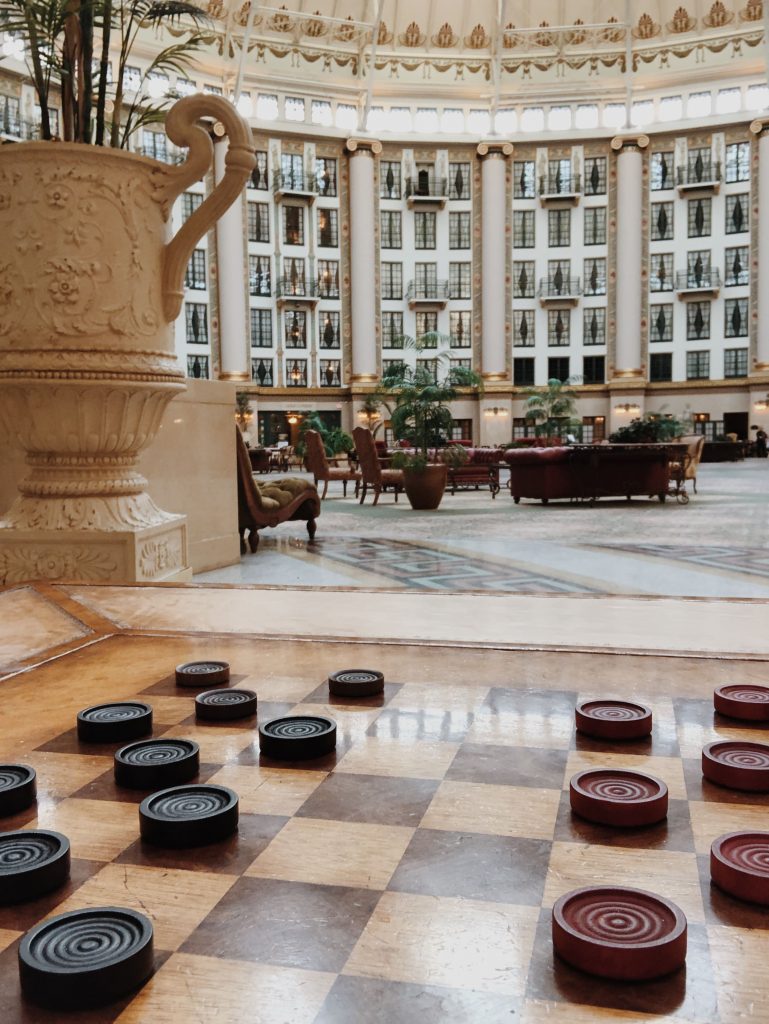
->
693, 413, 709, 423
614, 403, 640, 415
358, 409, 381, 423
287, 413, 299, 425
483, 406, 509, 418
754, 395, 769, 411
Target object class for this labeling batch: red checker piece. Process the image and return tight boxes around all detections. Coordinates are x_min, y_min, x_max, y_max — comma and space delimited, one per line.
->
714, 685, 769, 722
711, 831, 769, 905
569, 769, 668, 827
575, 700, 652, 740
702, 741, 769, 792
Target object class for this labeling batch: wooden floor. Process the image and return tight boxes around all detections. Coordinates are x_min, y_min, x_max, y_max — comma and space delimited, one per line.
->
0, 581, 767, 1022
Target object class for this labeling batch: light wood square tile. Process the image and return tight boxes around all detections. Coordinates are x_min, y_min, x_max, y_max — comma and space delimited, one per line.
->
521, 999, 693, 1023
335, 737, 459, 780
206, 765, 326, 815
688, 800, 769, 855
116, 953, 335, 1024
33, 798, 137, 861
0, 929, 21, 953
565, 750, 687, 800
26, 751, 113, 800
544, 842, 704, 923
53, 864, 236, 950
246, 818, 414, 889
388, 683, 490, 712
708, 925, 769, 1024
290, 702, 384, 740
677, 720, 769, 759
343, 890, 538, 995
163, 722, 254, 764
242, 675, 318, 703
422, 780, 560, 840
465, 710, 573, 749
146, 695, 198, 725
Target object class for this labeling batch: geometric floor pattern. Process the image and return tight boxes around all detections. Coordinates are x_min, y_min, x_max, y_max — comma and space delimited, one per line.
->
598, 543, 769, 579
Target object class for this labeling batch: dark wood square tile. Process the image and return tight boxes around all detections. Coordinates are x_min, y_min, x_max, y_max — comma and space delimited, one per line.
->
447, 743, 569, 789
0, 858, 104, 933
367, 707, 474, 743
113, 813, 289, 875
698, 853, 769, 929
35, 725, 171, 758
573, 721, 680, 757
388, 829, 551, 905
302, 680, 403, 708
71, 762, 220, 804
682, 757, 769, 806
526, 909, 719, 1022
554, 792, 696, 853
314, 976, 522, 1024
181, 877, 381, 972
140, 672, 248, 696
295, 773, 438, 826
483, 687, 577, 717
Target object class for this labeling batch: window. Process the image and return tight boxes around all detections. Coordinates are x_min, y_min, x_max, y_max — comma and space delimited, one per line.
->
315, 157, 337, 196
284, 310, 307, 348
651, 151, 673, 191
584, 157, 607, 196
187, 354, 209, 379
451, 418, 473, 441
382, 312, 403, 347
280, 153, 304, 190
513, 210, 535, 248
726, 194, 748, 235
513, 262, 535, 299
725, 246, 749, 287
548, 209, 570, 247
584, 207, 606, 246
319, 311, 340, 349
513, 160, 535, 199
380, 211, 402, 249
726, 141, 750, 183
285, 96, 305, 122
311, 100, 332, 126
143, 130, 166, 161
449, 212, 471, 249
449, 262, 471, 300
185, 249, 206, 290
124, 66, 141, 92
513, 417, 531, 439
582, 355, 605, 384
724, 348, 748, 378
725, 298, 749, 337
548, 309, 570, 346
548, 356, 570, 382
247, 202, 269, 243
583, 258, 606, 296
650, 353, 672, 381
250, 309, 272, 347
417, 358, 438, 382
449, 162, 471, 200
686, 350, 710, 380
582, 416, 606, 442
181, 192, 202, 222
514, 310, 535, 347
415, 263, 438, 296
283, 206, 304, 246
414, 212, 436, 249
547, 260, 572, 297
320, 359, 341, 387
283, 257, 306, 295
317, 260, 339, 298
382, 359, 405, 377
251, 358, 273, 386
688, 198, 712, 238
651, 202, 674, 241
583, 308, 606, 346
285, 358, 307, 387
686, 301, 710, 340
185, 303, 208, 344
686, 250, 712, 287
249, 151, 268, 190
248, 255, 271, 296
380, 161, 401, 199
514, 359, 535, 386
650, 304, 673, 343
686, 146, 714, 184
416, 312, 438, 340
317, 208, 338, 248
450, 311, 471, 347
650, 253, 674, 291
381, 263, 402, 300
450, 360, 473, 381
546, 158, 574, 194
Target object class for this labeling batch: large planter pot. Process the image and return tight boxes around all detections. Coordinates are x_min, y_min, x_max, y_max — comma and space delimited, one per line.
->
403, 464, 448, 510
0, 96, 255, 584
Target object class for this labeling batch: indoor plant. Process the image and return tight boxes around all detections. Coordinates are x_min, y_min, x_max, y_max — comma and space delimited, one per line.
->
609, 415, 684, 444
522, 377, 579, 443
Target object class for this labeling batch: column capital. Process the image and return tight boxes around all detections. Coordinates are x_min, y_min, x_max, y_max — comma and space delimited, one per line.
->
610, 133, 650, 152
476, 141, 513, 159
345, 137, 382, 155
750, 117, 769, 137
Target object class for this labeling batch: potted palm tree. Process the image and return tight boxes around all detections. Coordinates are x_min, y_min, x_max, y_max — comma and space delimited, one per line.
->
378, 335, 482, 510
522, 377, 579, 443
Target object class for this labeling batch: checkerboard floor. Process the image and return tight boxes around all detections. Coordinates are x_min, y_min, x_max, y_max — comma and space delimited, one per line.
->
1, 617, 768, 1022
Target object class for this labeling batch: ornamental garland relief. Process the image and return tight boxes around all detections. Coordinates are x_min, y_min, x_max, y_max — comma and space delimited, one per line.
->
0, 546, 119, 584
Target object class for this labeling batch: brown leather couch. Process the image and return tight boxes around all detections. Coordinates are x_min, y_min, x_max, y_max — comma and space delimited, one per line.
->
503, 445, 671, 504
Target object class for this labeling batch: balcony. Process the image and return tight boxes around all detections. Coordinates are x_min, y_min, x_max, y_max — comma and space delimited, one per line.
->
538, 276, 582, 306
406, 280, 450, 309
405, 175, 448, 209
272, 172, 318, 203
675, 268, 721, 297
676, 161, 721, 195
539, 173, 581, 205
0, 117, 41, 141
276, 277, 320, 306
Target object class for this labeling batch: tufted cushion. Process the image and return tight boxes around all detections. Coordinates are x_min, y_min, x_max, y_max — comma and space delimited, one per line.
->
503, 447, 570, 465
254, 476, 313, 509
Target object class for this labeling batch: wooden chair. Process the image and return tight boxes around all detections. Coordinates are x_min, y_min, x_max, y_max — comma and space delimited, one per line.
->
303, 429, 360, 499
672, 434, 706, 493
236, 428, 320, 552
352, 426, 405, 505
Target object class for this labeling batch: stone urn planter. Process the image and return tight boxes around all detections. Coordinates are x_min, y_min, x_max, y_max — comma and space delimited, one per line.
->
402, 464, 448, 510
0, 96, 255, 584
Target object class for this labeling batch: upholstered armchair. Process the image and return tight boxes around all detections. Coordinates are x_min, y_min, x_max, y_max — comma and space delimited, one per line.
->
352, 427, 404, 505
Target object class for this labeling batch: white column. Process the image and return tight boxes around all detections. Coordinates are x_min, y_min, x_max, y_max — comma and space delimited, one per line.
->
752, 120, 769, 370
214, 138, 249, 381
477, 142, 512, 379
347, 139, 381, 382
611, 135, 648, 379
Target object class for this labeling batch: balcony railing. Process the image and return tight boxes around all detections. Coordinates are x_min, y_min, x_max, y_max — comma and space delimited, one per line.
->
676, 162, 722, 188
276, 277, 319, 300
406, 280, 450, 303
404, 175, 448, 201
538, 276, 582, 300
272, 172, 318, 197
675, 269, 721, 292
0, 117, 41, 140
539, 173, 581, 198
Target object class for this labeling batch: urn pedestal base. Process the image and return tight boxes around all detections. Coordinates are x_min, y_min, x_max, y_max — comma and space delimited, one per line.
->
0, 517, 190, 585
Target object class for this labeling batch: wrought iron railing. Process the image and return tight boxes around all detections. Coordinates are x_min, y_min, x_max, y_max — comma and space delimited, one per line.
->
537, 276, 582, 298
675, 269, 721, 290
406, 280, 450, 302
404, 175, 448, 200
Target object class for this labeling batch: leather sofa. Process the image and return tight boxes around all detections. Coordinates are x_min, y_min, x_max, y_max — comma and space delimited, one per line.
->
503, 445, 671, 504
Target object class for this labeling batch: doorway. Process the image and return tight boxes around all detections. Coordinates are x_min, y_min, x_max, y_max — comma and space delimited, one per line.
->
723, 412, 748, 439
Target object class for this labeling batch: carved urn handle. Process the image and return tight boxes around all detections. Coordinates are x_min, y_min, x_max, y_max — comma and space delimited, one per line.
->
157, 95, 256, 321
